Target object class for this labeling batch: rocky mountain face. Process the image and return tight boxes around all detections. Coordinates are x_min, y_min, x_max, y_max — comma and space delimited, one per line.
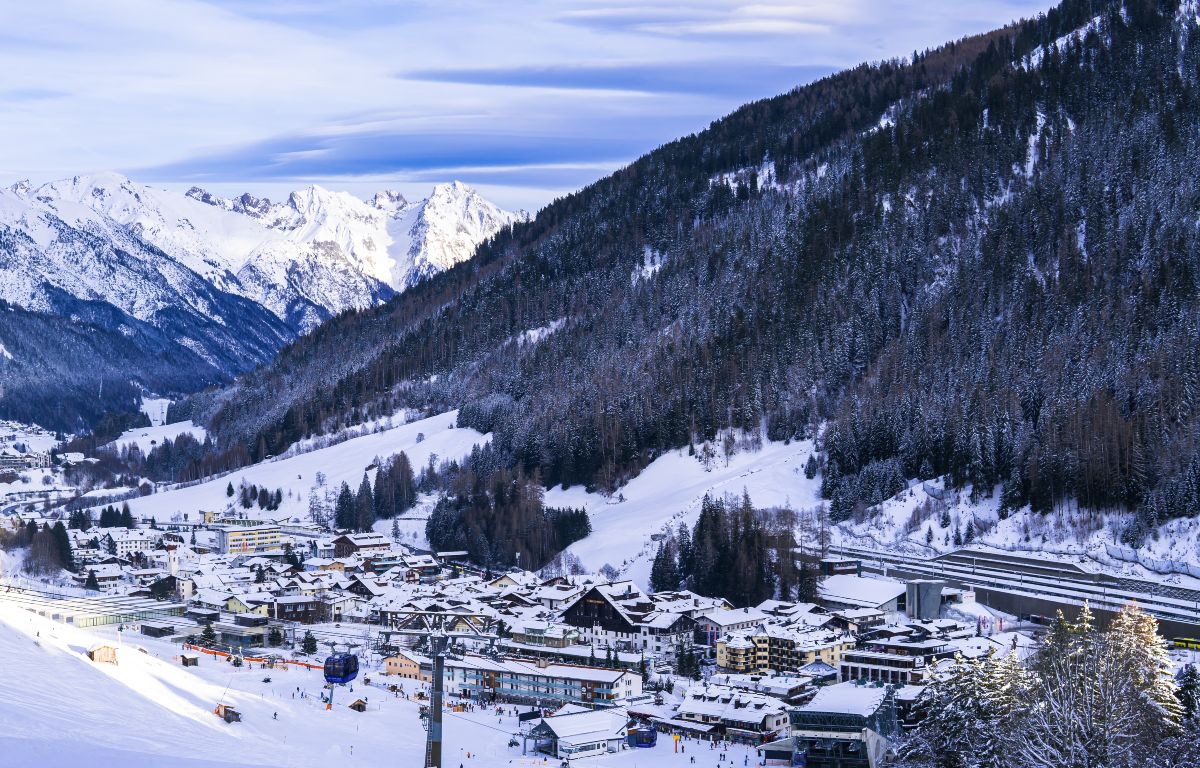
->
0, 173, 519, 429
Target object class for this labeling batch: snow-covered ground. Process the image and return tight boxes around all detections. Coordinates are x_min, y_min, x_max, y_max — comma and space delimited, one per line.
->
832, 477, 1200, 586
0, 419, 59, 454
547, 436, 823, 585
0, 603, 758, 767
140, 397, 172, 427
109, 420, 208, 455
118, 411, 487, 526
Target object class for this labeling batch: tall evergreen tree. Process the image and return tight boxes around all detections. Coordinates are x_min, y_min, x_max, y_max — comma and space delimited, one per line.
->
355, 474, 375, 532
50, 521, 74, 572
334, 482, 355, 531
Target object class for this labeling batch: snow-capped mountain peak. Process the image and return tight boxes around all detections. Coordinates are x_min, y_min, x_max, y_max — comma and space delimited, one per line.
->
369, 189, 410, 213
19, 172, 519, 332
388, 180, 526, 288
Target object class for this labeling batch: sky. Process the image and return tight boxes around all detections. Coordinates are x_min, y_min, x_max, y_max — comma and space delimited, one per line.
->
0, 0, 1055, 211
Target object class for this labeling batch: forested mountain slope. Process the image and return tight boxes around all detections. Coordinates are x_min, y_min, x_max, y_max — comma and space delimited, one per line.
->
198, 0, 1200, 548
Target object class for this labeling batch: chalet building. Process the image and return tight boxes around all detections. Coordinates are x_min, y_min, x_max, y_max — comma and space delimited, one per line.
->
510, 620, 579, 649
560, 583, 696, 662
332, 533, 391, 558
272, 594, 321, 624
675, 684, 790, 742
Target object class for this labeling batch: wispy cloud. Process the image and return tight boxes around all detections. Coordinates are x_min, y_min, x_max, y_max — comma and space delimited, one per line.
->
0, 88, 70, 102
0, 0, 1057, 209
403, 61, 833, 97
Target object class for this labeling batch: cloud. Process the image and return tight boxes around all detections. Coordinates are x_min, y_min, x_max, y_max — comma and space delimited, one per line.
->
0, 0, 1059, 210
137, 123, 673, 189
0, 88, 69, 102
557, 1, 852, 37
403, 61, 833, 97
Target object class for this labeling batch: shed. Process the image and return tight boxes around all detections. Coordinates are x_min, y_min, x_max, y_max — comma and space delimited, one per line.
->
215, 703, 241, 723
185, 607, 219, 624
87, 643, 119, 665
528, 709, 629, 759
180, 653, 200, 667
348, 699, 368, 713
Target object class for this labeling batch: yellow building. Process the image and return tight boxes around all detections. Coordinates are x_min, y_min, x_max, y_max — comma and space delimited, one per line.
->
716, 633, 756, 671
214, 524, 282, 554
717, 627, 853, 674
384, 651, 431, 682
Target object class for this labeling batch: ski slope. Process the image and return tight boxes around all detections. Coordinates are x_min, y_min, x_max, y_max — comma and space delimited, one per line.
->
0, 604, 761, 767
119, 411, 487, 525
547, 437, 823, 585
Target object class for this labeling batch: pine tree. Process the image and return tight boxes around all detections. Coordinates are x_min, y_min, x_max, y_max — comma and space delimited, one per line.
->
394, 451, 416, 513
334, 482, 355, 531
200, 623, 216, 647
804, 454, 818, 479
120, 503, 134, 529
302, 631, 317, 655
649, 540, 679, 592
84, 569, 100, 591
226, 481, 234, 498
1178, 665, 1200, 722
356, 474, 375, 532
51, 521, 74, 572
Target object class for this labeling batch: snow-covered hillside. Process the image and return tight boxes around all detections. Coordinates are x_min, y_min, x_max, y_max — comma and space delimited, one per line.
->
117, 410, 487, 525
0, 603, 760, 768
109, 420, 208, 455
831, 477, 1200, 584
546, 436, 823, 586
0, 604, 523, 767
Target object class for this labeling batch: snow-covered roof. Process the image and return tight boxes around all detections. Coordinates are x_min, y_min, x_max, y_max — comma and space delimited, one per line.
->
701, 607, 768, 627
797, 681, 888, 717
536, 709, 628, 740
817, 575, 906, 608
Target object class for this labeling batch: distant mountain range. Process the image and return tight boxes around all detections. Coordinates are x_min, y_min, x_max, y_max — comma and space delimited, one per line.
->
0, 173, 521, 428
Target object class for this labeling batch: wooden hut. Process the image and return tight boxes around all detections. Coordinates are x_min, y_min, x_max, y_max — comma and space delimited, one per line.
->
87, 643, 119, 665
214, 703, 241, 723
348, 699, 368, 713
